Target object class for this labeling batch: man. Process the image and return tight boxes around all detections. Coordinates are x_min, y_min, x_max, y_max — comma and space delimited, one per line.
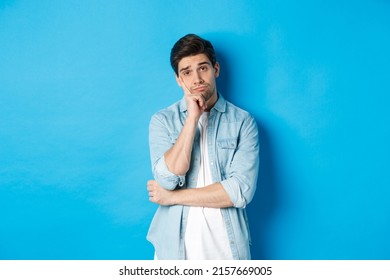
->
147, 34, 259, 260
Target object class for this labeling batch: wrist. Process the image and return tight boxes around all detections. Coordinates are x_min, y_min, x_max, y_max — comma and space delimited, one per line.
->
186, 114, 199, 124
169, 189, 180, 205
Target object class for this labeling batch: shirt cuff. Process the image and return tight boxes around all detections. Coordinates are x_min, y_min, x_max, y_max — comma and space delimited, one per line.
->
221, 178, 247, 208
153, 156, 186, 190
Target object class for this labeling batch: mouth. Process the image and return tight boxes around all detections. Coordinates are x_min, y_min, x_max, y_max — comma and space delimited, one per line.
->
192, 85, 208, 92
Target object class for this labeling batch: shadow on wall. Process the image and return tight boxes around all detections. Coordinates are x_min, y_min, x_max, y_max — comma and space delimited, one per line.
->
211, 32, 279, 260
248, 119, 279, 260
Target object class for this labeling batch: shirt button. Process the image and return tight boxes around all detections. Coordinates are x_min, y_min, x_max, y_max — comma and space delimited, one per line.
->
211, 162, 214, 165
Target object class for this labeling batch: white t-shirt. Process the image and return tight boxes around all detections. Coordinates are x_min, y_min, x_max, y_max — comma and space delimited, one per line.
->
184, 112, 233, 260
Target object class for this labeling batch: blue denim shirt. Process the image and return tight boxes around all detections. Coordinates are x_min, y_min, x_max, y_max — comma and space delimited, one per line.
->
147, 94, 259, 260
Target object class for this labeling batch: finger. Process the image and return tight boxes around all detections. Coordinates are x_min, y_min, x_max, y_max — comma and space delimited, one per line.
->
147, 180, 155, 185
194, 96, 206, 111
198, 95, 206, 109
189, 94, 204, 105
147, 180, 158, 189
180, 76, 192, 95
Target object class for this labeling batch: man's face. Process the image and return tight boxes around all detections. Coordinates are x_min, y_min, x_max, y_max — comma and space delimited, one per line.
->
176, 53, 220, 103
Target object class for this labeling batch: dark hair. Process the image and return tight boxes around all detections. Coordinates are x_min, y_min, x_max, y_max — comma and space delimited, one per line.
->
170, 34, 217, 76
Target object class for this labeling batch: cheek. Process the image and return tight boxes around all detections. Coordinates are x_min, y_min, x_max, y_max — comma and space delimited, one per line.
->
177, 76, 190, 88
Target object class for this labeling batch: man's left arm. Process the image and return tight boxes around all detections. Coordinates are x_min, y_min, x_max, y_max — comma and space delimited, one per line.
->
147, 115, 259, 209
219, 115, 260, 208
147, 180, 233, 208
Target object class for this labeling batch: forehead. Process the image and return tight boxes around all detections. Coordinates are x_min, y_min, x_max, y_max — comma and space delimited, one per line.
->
178, 53, 212, 70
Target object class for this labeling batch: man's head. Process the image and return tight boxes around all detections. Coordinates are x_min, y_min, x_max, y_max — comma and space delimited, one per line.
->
170, 34, 217, 77
170, 34, 220, 107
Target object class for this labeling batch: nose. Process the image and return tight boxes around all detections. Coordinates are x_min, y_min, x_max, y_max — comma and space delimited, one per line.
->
193, 72, 204, 85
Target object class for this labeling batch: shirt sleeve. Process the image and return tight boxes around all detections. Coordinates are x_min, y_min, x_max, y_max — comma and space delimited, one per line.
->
220, 115, 259, 208
149, 113, 186, 190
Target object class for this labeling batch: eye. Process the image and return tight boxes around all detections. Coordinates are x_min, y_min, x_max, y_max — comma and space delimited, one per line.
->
182, 70, 191, 76
199, 66, 208, 72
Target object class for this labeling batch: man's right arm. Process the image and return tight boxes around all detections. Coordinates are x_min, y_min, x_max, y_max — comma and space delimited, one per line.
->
164, 92, 206, 175
150, 92, 206, 189
149, 115, 197, 189
149, 113, 186, 190
163, 115, 198, 176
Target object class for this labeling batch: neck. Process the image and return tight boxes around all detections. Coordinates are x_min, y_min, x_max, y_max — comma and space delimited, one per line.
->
204, 91, 218, 112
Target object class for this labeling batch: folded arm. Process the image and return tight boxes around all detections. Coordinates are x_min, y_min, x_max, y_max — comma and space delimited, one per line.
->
147, 180, 233, 208
149, 92, 259, 208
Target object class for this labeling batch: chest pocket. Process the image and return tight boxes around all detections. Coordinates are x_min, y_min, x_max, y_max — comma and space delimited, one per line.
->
216, 138, 238, 176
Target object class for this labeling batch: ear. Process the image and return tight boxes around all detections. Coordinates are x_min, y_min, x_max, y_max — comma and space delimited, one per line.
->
214, 62, 220, 78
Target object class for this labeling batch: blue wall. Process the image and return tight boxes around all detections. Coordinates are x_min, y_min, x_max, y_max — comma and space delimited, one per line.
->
1, 0, 389, 260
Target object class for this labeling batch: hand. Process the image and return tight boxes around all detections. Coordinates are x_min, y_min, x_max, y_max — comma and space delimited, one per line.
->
185, 93, 206, 120
147, 180, 174, 206
179, 77, 207, 120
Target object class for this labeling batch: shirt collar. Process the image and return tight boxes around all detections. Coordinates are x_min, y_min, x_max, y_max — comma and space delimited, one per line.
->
179, 92, 226, 113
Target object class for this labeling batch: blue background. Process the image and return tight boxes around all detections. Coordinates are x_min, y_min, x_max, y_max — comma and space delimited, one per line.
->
1, 0, 389, 260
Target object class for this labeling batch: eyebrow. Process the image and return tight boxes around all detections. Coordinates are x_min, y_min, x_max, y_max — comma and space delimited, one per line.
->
179, 61, 211, 73
179, 66, 191, 73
